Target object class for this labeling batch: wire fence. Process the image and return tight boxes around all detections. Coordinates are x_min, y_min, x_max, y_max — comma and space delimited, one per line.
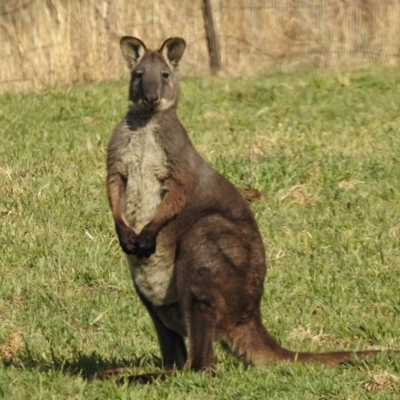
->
1, 0, 399, 92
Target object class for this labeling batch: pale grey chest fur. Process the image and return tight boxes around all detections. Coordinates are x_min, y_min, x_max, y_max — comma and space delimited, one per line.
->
119, 121, 177, 306
121, 122, 168, 231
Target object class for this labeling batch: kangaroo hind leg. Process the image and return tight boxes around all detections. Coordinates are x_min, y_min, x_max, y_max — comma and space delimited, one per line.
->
137, 289, 187, 370
183, 269, 218, 372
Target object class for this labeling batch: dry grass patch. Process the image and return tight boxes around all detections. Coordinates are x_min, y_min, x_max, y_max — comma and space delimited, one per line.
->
364, 372, 400, 391
1, 331, 23, 364
289, 325, 352, 348
280, 184, 319, 205
338, 180, 364, 190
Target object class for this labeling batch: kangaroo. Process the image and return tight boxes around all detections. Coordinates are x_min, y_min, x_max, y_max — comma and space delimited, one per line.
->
105, 36, 397, 381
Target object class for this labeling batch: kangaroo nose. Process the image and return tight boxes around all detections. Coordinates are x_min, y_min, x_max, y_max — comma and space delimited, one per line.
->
143, 94, 160, 109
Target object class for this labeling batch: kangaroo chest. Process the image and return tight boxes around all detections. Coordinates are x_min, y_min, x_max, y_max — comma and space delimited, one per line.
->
121, 122, 177, 306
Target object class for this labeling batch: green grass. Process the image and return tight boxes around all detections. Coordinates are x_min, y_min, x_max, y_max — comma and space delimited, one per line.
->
1, 69, 400, 399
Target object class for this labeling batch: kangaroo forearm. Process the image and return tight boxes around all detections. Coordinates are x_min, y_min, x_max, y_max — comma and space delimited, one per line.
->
107, 171, 139, 254
134, 187, 186, 258
107, 171, 127, 225
143, 186, 186, 235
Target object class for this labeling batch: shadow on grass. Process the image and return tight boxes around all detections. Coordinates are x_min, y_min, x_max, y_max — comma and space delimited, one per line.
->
3, 351, 162, 382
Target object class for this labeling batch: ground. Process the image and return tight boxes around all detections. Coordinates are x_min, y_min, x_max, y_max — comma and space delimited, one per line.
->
1, 69, 400, 399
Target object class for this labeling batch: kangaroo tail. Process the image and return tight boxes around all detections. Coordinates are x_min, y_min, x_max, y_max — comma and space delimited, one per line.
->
292, 349, 387, 368
222, 318, 397, 368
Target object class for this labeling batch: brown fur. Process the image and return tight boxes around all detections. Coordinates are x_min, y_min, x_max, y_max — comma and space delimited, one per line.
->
105, 36, 397, 380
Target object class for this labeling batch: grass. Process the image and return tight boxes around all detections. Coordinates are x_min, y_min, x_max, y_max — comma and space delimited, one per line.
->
1, 68, 400, 398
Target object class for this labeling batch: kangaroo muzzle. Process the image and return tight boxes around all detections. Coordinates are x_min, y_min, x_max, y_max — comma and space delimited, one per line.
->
142, 93, 161, 110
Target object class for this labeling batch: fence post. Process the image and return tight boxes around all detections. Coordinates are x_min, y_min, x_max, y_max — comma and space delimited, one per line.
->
202, 0, 222, 74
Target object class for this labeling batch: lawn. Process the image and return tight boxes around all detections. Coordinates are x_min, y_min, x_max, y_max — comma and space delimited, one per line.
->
1, 69, 400, 399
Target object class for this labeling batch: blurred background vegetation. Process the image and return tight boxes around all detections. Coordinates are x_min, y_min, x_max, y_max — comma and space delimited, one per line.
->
1, 0, 400, 92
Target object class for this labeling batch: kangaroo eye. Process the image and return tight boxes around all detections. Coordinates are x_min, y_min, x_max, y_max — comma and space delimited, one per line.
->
134, 71, 143, 79
162, 72, 170, 79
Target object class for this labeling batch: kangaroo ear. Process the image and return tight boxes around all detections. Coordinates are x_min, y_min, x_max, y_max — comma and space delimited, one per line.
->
159, 37, 186, 68
120, 36, 147, 68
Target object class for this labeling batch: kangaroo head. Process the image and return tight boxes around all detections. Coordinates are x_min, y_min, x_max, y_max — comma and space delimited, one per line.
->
120, 36, 186, 112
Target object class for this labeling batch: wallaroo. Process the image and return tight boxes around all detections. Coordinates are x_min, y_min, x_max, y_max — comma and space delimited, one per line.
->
105, 36, 398, 382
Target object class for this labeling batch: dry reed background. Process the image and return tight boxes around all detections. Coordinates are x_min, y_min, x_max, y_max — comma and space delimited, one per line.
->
0, 0, 400, 92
